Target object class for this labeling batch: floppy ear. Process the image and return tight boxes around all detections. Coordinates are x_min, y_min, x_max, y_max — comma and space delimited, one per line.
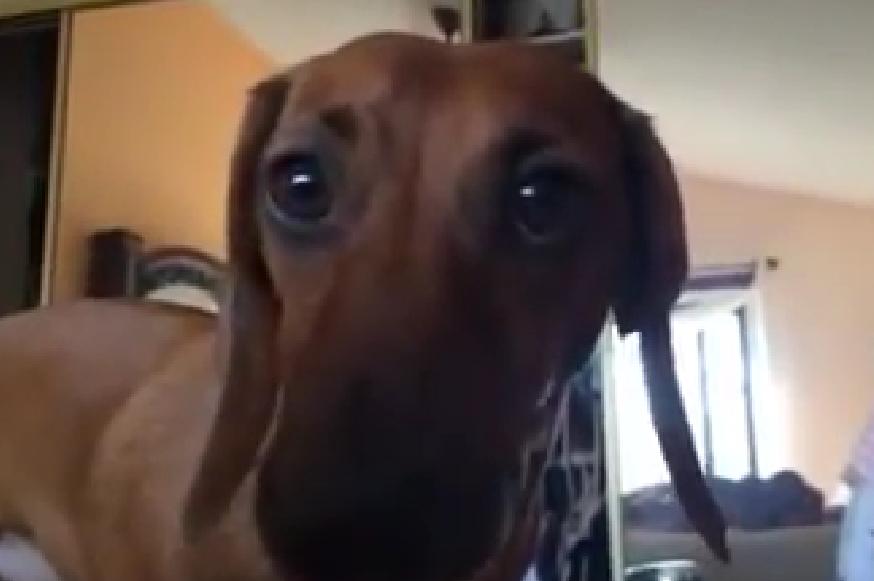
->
183, 72, 290, 541
615, 108, 730, 561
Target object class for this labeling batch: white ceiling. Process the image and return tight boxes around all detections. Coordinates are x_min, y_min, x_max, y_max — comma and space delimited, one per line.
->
205, 0, 438, 64
2, 0, 870, 204
598, 0, 874, 205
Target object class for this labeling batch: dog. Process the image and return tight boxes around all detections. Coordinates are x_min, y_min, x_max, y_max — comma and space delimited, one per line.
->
0, 33, 727, 581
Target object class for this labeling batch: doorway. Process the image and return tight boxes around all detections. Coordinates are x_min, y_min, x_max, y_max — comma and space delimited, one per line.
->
0, 13, 58, 315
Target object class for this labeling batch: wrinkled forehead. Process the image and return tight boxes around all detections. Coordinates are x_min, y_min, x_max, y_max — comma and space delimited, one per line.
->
270, 35, 623, 171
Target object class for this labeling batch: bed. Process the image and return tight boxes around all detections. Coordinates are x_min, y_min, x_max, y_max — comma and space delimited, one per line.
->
621, 471, 840, 581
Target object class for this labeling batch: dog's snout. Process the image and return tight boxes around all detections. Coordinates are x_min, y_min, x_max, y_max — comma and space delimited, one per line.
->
342, 374, 424, 458
345, 377, 379, 456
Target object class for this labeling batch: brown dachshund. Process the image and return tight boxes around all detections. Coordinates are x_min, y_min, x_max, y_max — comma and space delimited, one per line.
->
0, 33, 727, 581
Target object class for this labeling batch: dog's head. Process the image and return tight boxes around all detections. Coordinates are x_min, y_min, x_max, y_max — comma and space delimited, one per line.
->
185, 33, 726, 581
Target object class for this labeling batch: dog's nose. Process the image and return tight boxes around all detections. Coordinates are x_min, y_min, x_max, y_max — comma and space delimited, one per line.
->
343, 376, 415, 467
346, 377, 376, 434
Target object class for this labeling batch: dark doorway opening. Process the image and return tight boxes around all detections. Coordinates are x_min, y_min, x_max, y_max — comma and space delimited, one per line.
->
0, 13, 59, 315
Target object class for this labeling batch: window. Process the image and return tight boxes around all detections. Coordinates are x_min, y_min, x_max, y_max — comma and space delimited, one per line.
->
672, 307, 755, 480
614, 264, 763, 493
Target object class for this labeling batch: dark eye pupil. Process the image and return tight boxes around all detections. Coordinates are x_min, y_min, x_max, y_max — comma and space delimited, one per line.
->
269, 156, 331, 224
511, 173, 575, 244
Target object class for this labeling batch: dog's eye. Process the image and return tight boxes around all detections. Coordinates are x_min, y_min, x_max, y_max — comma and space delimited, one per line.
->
508, 168, 581, 246
267, 155, 332, 226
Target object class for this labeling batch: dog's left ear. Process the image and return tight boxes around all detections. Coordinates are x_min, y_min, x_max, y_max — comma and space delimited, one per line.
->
183, 72, 290, 541
614, 107, 730, 562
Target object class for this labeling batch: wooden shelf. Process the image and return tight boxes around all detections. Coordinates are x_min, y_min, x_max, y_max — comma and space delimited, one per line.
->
462, 1, 597, 71
524, 28, 585, 45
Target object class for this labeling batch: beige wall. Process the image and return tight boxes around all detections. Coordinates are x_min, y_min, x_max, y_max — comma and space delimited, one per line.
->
53, 0, 272, 299
681, 172, 874, 494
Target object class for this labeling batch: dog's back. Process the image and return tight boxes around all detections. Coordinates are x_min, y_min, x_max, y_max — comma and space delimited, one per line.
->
0, 300, 215, 579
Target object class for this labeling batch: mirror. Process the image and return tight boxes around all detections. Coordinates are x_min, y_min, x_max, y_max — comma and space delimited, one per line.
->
598, 2, 873, 581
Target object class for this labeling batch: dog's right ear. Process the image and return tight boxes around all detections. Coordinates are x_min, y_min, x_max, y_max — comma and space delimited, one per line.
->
614, 107, 730, 562
184, 72, 290, 541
